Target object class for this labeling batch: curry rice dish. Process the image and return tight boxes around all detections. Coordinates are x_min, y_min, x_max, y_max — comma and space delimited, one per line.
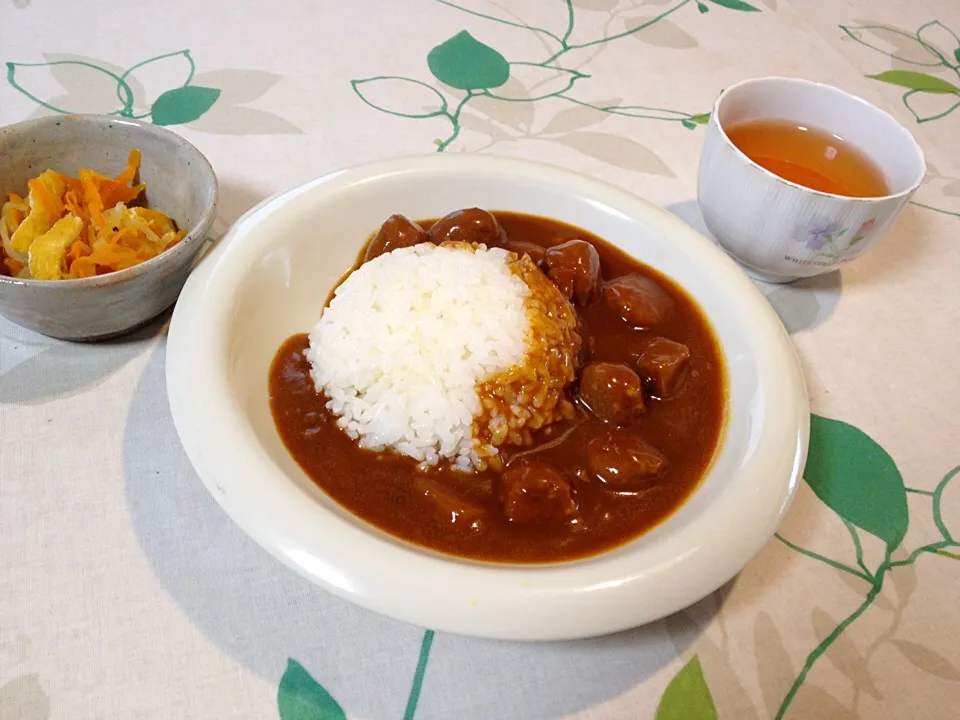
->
269, 208, 726, 563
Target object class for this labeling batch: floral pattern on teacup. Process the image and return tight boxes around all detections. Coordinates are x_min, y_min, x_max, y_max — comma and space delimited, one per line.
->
793, 217, 877, 262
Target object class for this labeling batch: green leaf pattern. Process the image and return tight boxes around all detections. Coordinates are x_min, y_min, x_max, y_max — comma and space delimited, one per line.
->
866, 70, 960, 93
709, 0, 760, 12
277, 660, 347, 720
348, 2, 720, 155
6, 49, 221, 126
805, 415, 908, 551
151, 85, 221, 125
4, 5, 958, 720
427, 31, 510, 90
842, 20, 960, 123
656, 656, 719, 720
775, 413, 960, 719
351, 76, 448, 118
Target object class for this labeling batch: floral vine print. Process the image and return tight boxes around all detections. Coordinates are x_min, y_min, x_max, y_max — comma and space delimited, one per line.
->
841, 20, 960, 124
350, 0, 763, 153
796, 217, 876, 262
6, 50, 221, 125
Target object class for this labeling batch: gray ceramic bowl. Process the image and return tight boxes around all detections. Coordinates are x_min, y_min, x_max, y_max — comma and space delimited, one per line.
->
0, 115, 217, 341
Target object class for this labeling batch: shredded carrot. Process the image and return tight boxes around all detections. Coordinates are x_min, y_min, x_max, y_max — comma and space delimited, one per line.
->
67, 255, 97, 279
88, 242, 140, 268
63, 190, 86, 220
65, 240, 89, 263
98, 180, 145, 209
109, 225, 141, 247
79, 170, 105, 230
3, 257, 24, 276
62, 240, 90, 276
55, 173, 83, 195
114, 149, 141, 185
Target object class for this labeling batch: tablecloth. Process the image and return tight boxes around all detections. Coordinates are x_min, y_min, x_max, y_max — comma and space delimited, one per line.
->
2, 1, 959, 718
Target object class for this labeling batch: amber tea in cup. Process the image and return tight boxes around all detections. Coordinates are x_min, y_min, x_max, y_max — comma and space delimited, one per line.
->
697, 77, 926, 282
724, 119, 889, 199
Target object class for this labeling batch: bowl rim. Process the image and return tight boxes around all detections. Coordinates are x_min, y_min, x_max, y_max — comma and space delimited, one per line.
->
0, 114, 218, 288
166, 153, 810, 640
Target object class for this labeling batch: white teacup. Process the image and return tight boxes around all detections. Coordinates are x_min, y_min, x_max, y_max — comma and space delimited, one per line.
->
697, 77, 926, 283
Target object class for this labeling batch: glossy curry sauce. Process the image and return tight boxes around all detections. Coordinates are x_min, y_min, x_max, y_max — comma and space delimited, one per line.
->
269, 212, 726, 563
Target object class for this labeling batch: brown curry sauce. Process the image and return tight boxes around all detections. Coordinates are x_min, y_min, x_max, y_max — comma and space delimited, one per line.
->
269, 212, 726, 563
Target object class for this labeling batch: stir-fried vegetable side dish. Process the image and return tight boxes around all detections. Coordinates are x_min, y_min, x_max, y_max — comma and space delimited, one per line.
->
0, 151, 184, 280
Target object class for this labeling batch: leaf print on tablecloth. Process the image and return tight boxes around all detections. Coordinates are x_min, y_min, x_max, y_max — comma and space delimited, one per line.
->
193, 69, 280, 104
709, 0, 760, 11
572, 0, 619, 10
806, 415, 908, 551
627, 17, 698, 48
278, 660, 346, 720
5, 50, 221, 126
16, 54, 139, 117
841, 20, 960, 123
866, 70, 960, 94
664, 605, 761, 720
352, 2, 727, 152
889, 548, 918, 605
540, 98, 621, 134
458, 111, 513, 139
841, 24, 945, 66
151, 85, 221, 126
427, 31, 509, 90
184, 70, 303, 135
917, 21, 960, 61
903, 90, 960, 124
6, 51, 299, 133
0, 674, 50, 720
559, 131, 674, 176
891, 640, 960, 681
188, 106, 303, 135
788, 685, 858, 720
6, 59, 131, 115
460, 113, 513, 145
754, 612, 795, 716
833, 567, 895, 610
352, 76, 448, 118
119, 49, 196, 115
469, 77, 535, 131
655, 656, 718, 720
811, 607, 882, 699
496, 63, 586, 99
775, 447, 960, 720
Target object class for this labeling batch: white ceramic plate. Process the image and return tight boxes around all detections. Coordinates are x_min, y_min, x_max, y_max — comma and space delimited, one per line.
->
166, 154, 808, 641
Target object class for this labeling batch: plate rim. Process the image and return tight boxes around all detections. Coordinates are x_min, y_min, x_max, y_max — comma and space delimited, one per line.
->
166, 153, 810, 641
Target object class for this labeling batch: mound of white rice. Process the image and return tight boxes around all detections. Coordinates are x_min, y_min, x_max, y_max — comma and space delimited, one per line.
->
307, 242, 531, 469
